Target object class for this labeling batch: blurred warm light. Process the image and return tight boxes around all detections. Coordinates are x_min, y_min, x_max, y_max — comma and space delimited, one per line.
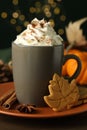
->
49, 19, 55, 27
10, 18, 16, 24
19, 15, 25, 21
12, 12, 19, 18
45, 11, 52, 17
16, 25, 22, 32
58, 28, 64, 35
12, 0, 18, 5
1, 12, 8, 19
29, 7, 36, 13
54, 7, 60, 14
35, 2, 41, 7
60, 15, 66, 21
24, 21, 29, 27
44, 7, 50, 12
48, 0, 54, 4
51, 2, 57, 8
43, 5, 51, 11
0, 0, 66, 37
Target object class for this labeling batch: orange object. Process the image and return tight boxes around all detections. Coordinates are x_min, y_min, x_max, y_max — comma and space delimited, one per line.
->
62, 49, 87, 85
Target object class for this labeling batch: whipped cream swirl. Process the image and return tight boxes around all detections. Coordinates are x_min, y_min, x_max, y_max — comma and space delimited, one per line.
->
14, 18, 63, 46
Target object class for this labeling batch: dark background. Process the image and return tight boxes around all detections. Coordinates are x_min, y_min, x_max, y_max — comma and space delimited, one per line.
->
0, 0, 87, 49
63, 0, 87, 41
63, 0, 87, 21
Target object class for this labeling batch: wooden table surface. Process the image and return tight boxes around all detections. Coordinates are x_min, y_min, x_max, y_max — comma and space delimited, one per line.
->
0, 112, 87, 130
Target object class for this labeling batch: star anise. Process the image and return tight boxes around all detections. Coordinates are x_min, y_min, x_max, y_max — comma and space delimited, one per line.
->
16, 104, 36, 113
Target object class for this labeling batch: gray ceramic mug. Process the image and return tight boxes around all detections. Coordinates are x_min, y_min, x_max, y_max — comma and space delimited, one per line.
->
12, 43, 81, 106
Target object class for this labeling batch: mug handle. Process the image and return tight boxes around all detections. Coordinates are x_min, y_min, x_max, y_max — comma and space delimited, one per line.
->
63, 54, 82, 82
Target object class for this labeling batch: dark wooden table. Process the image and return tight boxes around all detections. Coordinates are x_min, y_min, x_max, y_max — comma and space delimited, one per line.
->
0, 112, 87, 130
0, 82, 87, 130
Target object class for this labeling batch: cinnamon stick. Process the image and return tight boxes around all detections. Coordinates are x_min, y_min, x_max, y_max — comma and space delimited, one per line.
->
2, 91, 17, 109
0, 88, 15, 105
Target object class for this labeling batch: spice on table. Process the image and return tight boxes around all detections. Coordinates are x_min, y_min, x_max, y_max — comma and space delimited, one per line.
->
2, 91, 17, 109
0, 88, 15, 106
0, 86, 36, 113
16, 104, 36, 113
